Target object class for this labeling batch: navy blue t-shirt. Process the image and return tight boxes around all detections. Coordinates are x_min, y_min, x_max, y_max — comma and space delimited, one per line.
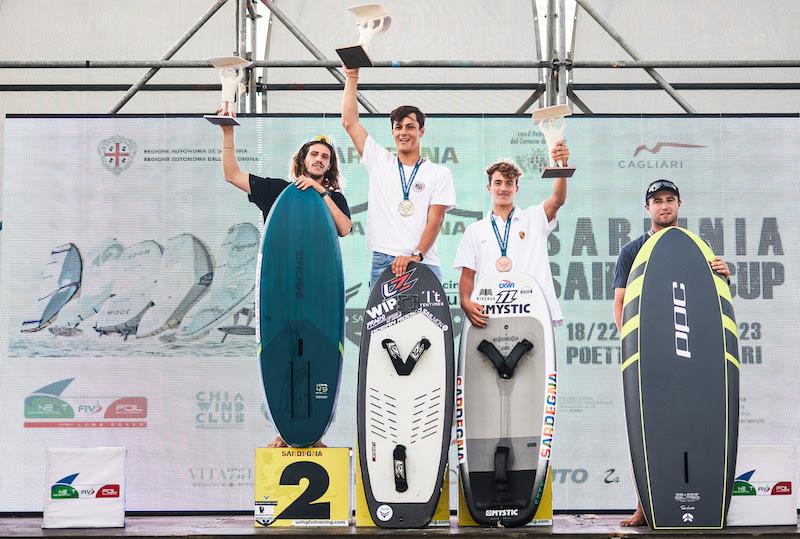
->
247, 174, 351, 222
612, 231, 652, 289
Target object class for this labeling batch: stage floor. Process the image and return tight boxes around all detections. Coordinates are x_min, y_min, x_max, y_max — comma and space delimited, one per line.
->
0, 514, 797, 538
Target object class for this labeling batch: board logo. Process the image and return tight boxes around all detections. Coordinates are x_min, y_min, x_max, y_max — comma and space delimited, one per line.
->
672, 281, 691, 358
315, 383, 329, 399
98, 136, 136, 176
50, 473, 120, 499
486, 508, 519, 517
376, 504, 393, 521
733, 469, 793, 496
539, 372, 557, 460
381, 268, 418, 298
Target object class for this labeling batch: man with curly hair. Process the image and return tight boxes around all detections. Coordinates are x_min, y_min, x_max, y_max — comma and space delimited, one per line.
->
219, 124, 352, 237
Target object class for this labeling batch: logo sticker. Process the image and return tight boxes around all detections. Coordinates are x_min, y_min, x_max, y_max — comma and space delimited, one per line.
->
376, 504, 393, 521
381, 268, 419, 298
98, 136, 136, 176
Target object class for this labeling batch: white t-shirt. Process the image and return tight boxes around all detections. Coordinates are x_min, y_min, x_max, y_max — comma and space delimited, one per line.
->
361, 135, 457, 267
452, 203, 563, 323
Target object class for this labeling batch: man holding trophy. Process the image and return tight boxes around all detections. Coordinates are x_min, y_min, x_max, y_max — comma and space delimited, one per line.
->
339, 5, 456, 285
453, 143, 571, 329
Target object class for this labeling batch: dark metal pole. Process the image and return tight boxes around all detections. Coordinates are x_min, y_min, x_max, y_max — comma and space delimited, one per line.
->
546, 0, 557, 106
108, 0, 229, 113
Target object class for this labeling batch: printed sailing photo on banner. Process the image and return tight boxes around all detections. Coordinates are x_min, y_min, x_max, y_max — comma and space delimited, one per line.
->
0, 115, 797, 512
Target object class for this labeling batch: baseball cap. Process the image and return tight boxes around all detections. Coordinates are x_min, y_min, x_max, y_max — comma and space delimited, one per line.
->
645, 179, 680, 203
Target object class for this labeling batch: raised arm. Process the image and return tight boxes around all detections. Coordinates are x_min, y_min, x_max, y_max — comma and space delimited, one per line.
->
340, 67, 368, 156
542, 140, 570, 221
221, 125, 250, 193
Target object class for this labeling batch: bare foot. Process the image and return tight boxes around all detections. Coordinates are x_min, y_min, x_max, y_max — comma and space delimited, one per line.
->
266, 436, 327, 448
266, 435, 288, 448
620, 504, 646, 527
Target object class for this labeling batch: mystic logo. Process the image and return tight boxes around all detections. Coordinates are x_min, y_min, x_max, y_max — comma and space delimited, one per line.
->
98, 136, 136, 176
672, 281, 691, 358
733, 469, 792, 496
24, 378, 147, 428
381, 267, 419, 298
486, 508, 519, 517
195, 391, 245, 430
498, 280, 515, 289
50, 473, 120, 499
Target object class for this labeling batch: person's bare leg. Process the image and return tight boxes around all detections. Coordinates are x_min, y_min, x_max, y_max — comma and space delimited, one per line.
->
620, 502, 646, 526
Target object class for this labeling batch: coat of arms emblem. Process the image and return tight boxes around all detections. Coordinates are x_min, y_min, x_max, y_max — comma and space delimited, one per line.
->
98, 136, 136, 175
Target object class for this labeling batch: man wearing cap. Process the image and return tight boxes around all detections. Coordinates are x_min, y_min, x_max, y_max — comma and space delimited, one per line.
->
341, 67, 456, 284
613, 179, 731, 526
219, 125, 352, 448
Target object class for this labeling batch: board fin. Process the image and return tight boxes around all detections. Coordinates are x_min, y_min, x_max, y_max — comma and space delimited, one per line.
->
478, 339, 534, 379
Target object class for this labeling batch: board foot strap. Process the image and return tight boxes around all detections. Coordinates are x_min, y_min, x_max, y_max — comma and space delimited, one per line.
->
494, 445, 510, 491
381, 337, 431, 376
393, 444, 409, 492
478, 339, 534, 379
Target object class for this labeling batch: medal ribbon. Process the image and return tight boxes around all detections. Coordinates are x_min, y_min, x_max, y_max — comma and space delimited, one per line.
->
398, 158, 424, 201
491, 208, 515, 257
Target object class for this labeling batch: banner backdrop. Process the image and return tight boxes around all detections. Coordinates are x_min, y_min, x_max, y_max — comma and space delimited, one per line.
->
2, 114, 798, 511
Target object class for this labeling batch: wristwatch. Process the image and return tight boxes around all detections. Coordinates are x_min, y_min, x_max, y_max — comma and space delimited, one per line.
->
320, 189, 331, 198
411, 249, 424, 262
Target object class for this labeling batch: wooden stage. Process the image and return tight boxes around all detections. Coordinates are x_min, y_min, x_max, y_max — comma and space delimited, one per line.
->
0, 514, 797, 538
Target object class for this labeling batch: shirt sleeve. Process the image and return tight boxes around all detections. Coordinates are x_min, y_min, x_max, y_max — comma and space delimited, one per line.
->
361, 135, 391, 179
430, 166, 457, 212
329, 192, 351, 220
248, 174, 288, 219
528, 202, 556, 233
612, 244, 635, 289
452, 225, 478, 271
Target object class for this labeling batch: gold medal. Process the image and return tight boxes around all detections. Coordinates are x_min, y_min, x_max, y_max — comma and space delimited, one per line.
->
399, 199, 415, 216
496, 256, 513, 272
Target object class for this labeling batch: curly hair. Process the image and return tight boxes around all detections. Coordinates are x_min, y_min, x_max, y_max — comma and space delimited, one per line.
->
485, 160, 522, 184
290, 140, 341, 191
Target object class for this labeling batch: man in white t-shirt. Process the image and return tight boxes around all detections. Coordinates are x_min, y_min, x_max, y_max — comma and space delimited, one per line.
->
453, 146, 569, 328
341, 67, 457, 285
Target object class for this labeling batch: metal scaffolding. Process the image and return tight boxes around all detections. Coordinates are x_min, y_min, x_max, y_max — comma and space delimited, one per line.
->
0, 0, 798, 114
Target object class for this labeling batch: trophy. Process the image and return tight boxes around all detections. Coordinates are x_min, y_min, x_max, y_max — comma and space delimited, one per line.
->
532, 104, 576, 178
335, 4, 392, 68
203, 56, 252, 126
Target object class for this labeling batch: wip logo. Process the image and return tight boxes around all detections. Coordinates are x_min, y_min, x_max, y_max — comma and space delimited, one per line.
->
381, 267, 419, 298
51, 473, 120, 499
24, 378, 147, 428
733, 470, 792, 496
633, 142, 706, 157
98, 136, 136, 176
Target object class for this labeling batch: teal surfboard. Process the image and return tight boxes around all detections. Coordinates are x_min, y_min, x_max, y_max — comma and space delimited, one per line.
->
258, 185, 344, 447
